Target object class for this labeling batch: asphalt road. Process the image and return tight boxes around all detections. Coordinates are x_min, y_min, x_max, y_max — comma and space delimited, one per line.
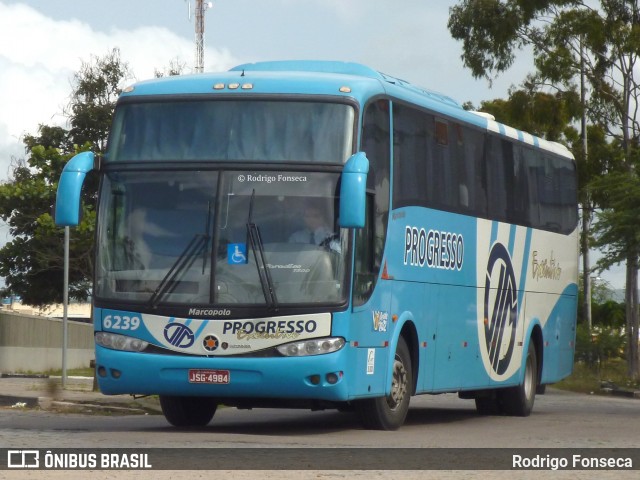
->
2, 388, 639, 479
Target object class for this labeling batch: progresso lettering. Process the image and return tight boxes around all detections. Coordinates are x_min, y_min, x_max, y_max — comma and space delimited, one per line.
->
222, 320, 317, 335
403, 226, 464, 271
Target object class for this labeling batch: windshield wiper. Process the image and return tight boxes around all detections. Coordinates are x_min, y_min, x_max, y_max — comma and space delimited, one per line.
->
246, 189, 279, 310
148, 204, 213, 309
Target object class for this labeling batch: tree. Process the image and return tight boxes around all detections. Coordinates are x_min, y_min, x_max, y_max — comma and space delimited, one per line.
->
0, 48, 131, 306
67, 48, 132, 153
476, 86, 582, 142
449, 0, 640, 380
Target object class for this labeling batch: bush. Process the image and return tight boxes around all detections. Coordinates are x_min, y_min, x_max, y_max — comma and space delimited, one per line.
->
575, 323, 625, 368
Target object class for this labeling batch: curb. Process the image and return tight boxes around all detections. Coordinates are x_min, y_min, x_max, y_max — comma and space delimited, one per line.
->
1, 393, 161, 414
0, 394, 40, 408
602, 388, 640, 399
38, 398, 154, 414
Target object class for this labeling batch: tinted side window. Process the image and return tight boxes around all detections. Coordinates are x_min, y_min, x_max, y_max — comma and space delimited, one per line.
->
390, 103, 577, 234
393, 104, 429, 208
536, 154, 578, 233
393, 105, 476, 212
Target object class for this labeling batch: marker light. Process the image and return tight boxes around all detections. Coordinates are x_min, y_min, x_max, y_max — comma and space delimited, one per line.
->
277, 337, 345, 357
95, 332, 149, 352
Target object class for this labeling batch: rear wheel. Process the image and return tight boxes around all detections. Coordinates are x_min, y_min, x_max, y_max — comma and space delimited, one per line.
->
159, 395, 217, 427
500, 342, 537, 416
357, 337, 412, 430
474, 394, 502, 415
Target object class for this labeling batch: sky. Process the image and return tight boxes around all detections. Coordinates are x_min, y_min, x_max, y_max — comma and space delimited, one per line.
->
0, 0, 626, 289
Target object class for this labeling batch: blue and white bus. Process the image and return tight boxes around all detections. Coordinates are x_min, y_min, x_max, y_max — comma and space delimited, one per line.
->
56, 61, 578, 430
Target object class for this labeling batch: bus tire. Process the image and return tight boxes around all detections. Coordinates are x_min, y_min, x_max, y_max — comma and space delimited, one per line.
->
357, 336, 412, 430
474, 394, 502, 415
500, 342, 537, 416
159, 395, 217, 427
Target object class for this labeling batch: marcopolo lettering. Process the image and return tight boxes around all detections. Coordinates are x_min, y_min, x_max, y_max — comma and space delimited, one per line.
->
188, 308, 231, 317
403, 225, 464, 271
222, 319, 317, 335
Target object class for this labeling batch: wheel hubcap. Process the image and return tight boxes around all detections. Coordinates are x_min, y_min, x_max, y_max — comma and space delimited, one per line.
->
524, 354, 534, 400
387, 356, 408, 410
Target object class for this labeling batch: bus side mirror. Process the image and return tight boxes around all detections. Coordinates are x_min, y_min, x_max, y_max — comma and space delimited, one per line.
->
54, 151, 95, 226
339, 152, 369, 229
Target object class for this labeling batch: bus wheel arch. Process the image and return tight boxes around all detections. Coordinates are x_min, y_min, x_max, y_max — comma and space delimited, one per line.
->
399, 321, 419, 396
356, 331, 414, 430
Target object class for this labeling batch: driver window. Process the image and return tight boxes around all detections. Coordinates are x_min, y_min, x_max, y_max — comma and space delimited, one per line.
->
354, 99, 390, 306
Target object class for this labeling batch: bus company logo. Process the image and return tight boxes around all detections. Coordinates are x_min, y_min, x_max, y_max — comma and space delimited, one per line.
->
202, 334, 220, 352
482, 242, 518, 376
163, 322, 195, 348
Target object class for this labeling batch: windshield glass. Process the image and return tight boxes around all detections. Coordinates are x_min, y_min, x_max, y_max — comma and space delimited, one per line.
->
96, 170, 348, 307
107, 100, 354, 163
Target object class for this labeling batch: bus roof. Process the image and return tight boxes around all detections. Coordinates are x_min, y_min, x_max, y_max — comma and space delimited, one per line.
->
120, 60, 573, 160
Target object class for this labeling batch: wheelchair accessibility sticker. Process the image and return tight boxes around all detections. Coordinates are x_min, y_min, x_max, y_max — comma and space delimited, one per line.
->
228, 243, 248, 264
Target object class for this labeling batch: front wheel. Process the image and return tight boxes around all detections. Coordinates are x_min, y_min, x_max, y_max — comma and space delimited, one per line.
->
357, 337, 412, 430
500, 342, 538, 416
159, 395, 217, 427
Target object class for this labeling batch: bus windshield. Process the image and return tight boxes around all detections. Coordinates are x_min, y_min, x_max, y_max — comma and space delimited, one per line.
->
107, 100, 355, 163
95, 170, 348, 307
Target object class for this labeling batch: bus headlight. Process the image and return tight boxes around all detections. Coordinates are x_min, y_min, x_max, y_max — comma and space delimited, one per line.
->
95, 332, 149, 352
276, 337, 345, 357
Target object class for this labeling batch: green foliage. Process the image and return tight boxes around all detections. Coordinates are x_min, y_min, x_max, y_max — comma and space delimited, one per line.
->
478, 87, 581, 142
0, 141, 96, 305
449, 0, 640, 380
590, 170, 640, 269
0, 48, 129, 306
448, 0, 548, 81
556, 358, 640, 394
67, 48, 132, 153
575, 323, 625, 367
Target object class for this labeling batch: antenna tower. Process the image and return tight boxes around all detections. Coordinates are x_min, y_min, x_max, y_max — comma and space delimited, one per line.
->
188, 0, 212, 73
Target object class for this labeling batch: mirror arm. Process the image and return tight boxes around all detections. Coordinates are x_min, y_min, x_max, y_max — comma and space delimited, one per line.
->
55, 151, 95, 227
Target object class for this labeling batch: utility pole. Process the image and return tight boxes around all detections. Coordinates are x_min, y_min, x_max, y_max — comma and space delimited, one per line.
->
62, 226, 69, 388
188, 0, 213, 73
580, 37, 592, 332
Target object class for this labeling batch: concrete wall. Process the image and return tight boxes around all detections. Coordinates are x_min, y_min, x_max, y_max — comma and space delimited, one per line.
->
0, 311, 94, 373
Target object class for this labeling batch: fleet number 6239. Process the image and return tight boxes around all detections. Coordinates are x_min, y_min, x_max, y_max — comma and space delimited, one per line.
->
103, 315, 141, 330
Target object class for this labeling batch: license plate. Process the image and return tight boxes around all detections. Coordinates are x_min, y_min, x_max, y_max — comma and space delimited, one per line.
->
188, 369, 230, 384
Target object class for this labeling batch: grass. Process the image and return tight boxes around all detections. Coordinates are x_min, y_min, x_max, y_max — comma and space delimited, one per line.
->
555, 358, 640, 394
13, 367, 95, 378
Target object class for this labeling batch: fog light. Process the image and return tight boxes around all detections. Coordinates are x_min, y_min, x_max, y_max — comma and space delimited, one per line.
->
110, 369, 122, 379
97, 366, 107, 377
326, 372, 339, 384
309, 374, 321, 385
